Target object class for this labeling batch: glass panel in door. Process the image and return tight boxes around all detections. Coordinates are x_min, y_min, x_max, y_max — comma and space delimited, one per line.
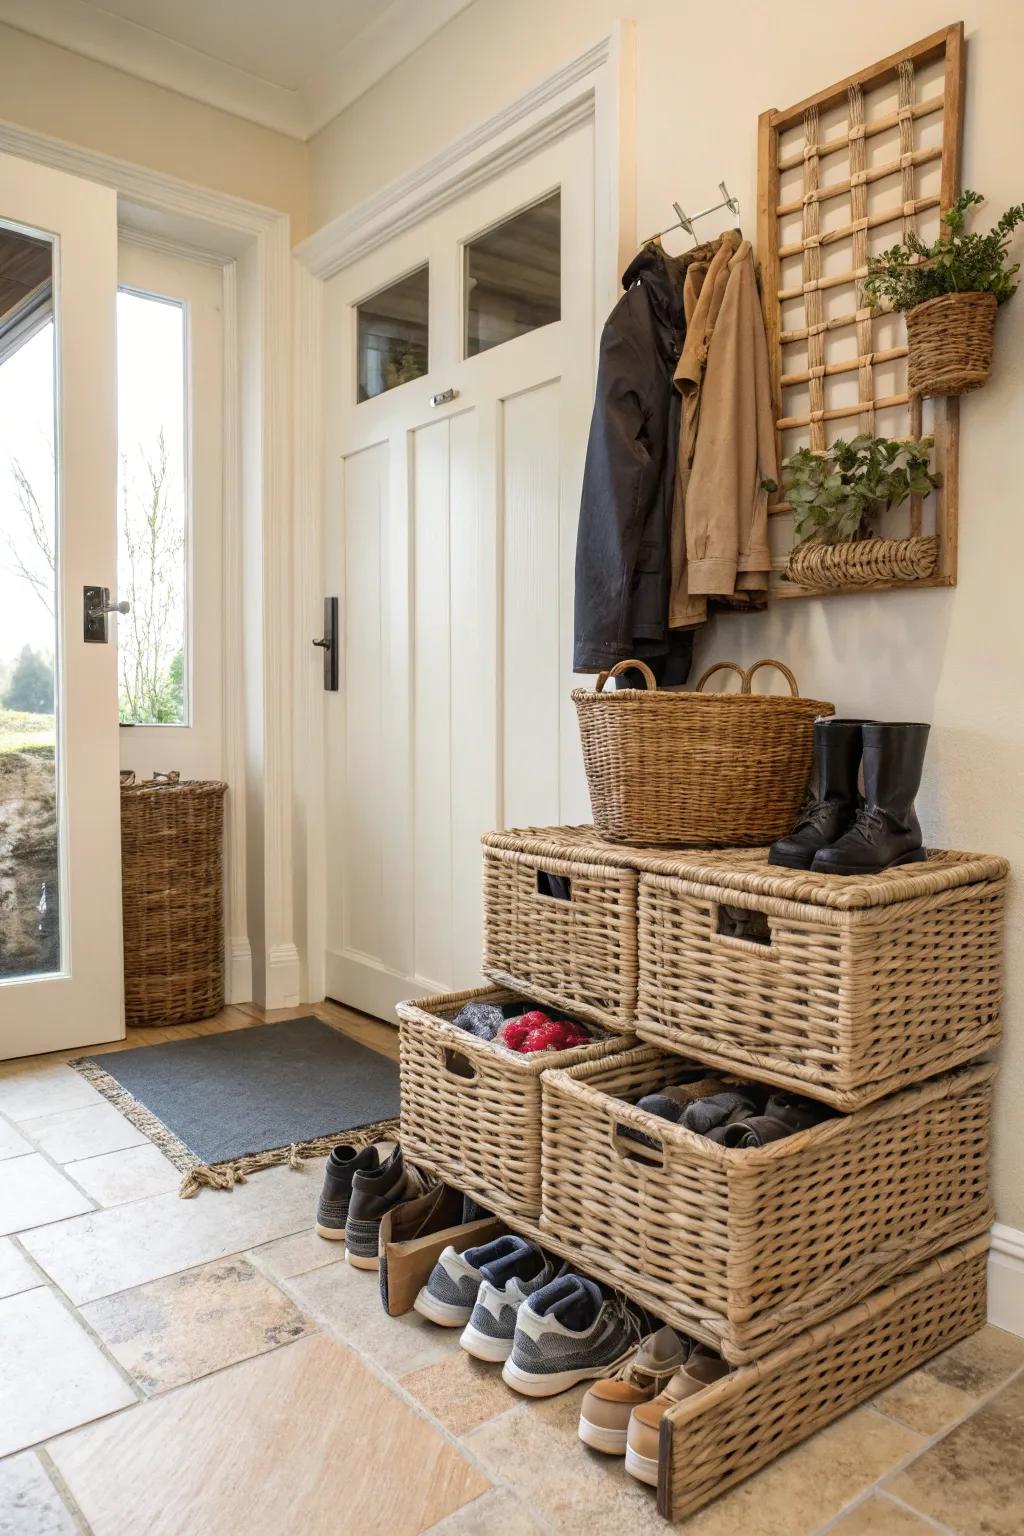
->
0, 224, 59, 981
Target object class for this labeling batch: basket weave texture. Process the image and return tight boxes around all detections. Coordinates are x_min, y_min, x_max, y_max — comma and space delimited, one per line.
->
659, 1237, 988, 1520
539, 1044, 993, 1362
786, 535, 938, 588
120, 774, 226, 1027
396, 984, 622, 1218
906, 290, 997, 397
635, 847, 1007, 1109
572, 659, 833, 847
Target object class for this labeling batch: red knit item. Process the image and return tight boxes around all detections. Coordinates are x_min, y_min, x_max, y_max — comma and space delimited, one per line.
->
500, 1012, 589, 1053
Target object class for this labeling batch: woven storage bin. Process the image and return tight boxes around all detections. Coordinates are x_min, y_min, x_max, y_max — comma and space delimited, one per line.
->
540, 1043, 993, 1362
635, 847, 1007, 1109
786, 534, 939, 588
906, 290, 997, 397
397, 984, 623, 1219
482, 825, 644, 1032
120, 774, 226, 1027
658, 1237, 988, 1521
572, 658, 833, 847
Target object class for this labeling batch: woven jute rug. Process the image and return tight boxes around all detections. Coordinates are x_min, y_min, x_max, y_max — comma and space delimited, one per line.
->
70, 1017, 400, 1198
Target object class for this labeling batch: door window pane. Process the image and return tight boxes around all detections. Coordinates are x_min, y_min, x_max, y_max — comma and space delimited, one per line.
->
465, 191, 561, 357
117, 289, 188, 725
357, 266, 429, 401
0, 224, 59, 979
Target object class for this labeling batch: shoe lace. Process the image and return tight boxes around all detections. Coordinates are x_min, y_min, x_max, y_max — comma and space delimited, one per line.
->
845, 805, 889, 845
608, 1296, 649, 1358
791, 796, 839, 834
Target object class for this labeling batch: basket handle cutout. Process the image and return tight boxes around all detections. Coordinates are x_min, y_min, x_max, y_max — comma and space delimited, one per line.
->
742, 659, 800, 697
610, 1122, 665, 1169
536, 869, 572, 902
694, 661, 745, 693
715, 903, 773, 948
594, 659, 657, 693
441, 1047, 478, 1082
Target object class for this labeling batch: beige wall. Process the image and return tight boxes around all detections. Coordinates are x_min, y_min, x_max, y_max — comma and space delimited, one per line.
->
0, 23, 309, 238
310, 0, 1024, 1229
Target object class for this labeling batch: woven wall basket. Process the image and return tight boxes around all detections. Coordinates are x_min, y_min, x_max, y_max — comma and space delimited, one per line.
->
572, 659, 833, 847
786, 535, 939, 589
906, 290, 997, 396
120, 773, 226, 1027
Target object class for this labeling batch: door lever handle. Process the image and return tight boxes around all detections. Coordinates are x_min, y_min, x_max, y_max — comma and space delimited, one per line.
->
312, 636, 330, 649
83, 586, 129, 643
90, 597, 130, 617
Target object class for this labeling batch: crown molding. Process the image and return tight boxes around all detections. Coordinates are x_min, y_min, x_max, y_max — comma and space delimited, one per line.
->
0, 0, 476, 141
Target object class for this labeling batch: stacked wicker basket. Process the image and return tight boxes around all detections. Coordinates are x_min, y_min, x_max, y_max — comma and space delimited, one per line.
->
397, 821, 1006, 1520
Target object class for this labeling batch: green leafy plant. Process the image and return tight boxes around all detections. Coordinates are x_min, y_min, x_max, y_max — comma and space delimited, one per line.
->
863, 191, 1024, 312
774, 435, 938, 546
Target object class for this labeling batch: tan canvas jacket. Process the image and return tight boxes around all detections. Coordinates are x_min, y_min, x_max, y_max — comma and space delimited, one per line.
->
672, 235, 776, 609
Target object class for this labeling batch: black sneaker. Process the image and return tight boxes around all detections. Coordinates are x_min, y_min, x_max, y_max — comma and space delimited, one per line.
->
315, 1144, 380, 1241
345, 1146, 425, 1271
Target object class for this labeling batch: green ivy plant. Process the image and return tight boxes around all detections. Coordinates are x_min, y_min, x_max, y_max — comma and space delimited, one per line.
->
770, 435, 938, 546
863, 191, 1024, 312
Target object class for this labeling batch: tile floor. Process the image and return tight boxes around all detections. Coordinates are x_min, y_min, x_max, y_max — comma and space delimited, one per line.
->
0, 1001, 1021, 1535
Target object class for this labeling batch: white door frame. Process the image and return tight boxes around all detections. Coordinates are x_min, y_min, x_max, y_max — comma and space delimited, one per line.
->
0, 117, 299, 1009
293, 23, 637, 1003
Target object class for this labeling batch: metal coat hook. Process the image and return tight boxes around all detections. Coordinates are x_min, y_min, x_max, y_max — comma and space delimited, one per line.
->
645, 182, 741, 247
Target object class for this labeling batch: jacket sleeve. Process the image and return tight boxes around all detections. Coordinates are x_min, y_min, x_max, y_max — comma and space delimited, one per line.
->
573, 312, 658, 672
684, 249, 775, 597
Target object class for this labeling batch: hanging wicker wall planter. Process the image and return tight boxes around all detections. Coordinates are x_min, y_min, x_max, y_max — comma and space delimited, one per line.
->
906, 291, 997, 397
786, 535, 939, 589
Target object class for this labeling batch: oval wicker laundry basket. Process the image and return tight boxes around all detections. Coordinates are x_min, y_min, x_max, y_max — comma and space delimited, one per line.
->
572, 659, 833, 847
120, 772, 227, 1027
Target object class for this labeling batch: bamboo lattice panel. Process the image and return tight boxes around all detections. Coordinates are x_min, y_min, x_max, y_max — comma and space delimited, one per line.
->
757, 24, 965, 598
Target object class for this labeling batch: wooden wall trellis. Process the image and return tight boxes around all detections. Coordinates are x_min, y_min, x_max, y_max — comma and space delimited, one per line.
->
757, 24, 965, 599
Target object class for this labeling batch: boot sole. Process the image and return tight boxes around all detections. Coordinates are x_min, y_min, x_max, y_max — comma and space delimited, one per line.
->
811, 848, 928, 877
766, 850, 816, 870
578, 1417, 628, 1455
624, 1445, 660, 1487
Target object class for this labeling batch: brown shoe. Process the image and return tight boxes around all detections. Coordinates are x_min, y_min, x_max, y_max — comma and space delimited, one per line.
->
624, 1346, 730, 1486
578, 1326, 691, 1455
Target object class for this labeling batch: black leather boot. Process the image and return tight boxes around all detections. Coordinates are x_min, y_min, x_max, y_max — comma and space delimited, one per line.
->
768, 719, 870, 869
812, 722, 930, 876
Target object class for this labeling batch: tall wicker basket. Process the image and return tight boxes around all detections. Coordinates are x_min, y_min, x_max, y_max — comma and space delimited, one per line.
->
120, 773, 227, 1027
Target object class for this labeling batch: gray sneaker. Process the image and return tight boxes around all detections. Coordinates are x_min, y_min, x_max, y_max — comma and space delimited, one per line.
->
459, 1240, 560, 1361
414, 1235, 532, 1328
502, 1274, 646, 1398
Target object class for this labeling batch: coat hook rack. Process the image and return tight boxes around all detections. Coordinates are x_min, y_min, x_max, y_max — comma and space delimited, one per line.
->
645, 182, 741, 246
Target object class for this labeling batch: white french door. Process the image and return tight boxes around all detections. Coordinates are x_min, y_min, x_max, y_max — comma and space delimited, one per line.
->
0, 151, 123, 1058
323, 123, 594, 1019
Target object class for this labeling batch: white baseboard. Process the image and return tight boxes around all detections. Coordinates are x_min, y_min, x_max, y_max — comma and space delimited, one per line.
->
264, 943, 302, 1009
226, 938, 252, 1005
989, 1223, 1024, 1336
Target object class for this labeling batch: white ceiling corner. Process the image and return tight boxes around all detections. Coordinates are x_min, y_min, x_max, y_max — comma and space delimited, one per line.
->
0, 0, 477, 140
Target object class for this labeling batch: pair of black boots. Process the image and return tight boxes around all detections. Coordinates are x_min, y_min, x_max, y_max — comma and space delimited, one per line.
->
769, 719, 930, 876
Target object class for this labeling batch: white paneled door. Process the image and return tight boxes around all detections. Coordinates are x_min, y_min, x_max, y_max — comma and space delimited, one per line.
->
324, 124, 595, 1016
0, 152, 122, 1058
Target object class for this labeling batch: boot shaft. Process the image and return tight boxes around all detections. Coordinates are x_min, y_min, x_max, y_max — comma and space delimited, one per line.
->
810, 718, 872, 804
861, 723, 930, 822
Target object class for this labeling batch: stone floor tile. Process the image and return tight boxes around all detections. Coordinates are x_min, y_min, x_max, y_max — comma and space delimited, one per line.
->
0, 1451, 79, 1536
64, 1145, 181, 1206
422, 1488, 549, 1535
20, 1160, 325, 1304
0, 1117, 31, 1160
0, 1238, 42, 1300
286, 1259, 457, 1377
0, 1155, 94, 1237
246, 1227, 344, 1282
884, 1368, 1024, 1536
826, 1493, 950, 1534
0, 1065, 102, 1123
48, 1333, 489, 1536
402, 1346, 520, 1434
20, 1102, 147, 1163
873, 1324, 1024, 1436
80, 1255, 315, 1393
0, 1287, 136, 1456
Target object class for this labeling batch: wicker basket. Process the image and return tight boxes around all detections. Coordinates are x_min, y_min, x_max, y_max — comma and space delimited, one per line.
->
658, 1237, 988, 1520
786, 534, 939, 588
539, 1043, 994, 1362
482, 826, 644, 1032
572, 659, 832, 847
120, 773, 226, 1027
634, 846, 1007, 1110
396, 984, 623, 1218
906, 290, 997, 397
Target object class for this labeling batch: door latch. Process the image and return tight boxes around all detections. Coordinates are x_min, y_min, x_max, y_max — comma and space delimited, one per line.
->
312, 596, 339, 691
83, 586, 129, 644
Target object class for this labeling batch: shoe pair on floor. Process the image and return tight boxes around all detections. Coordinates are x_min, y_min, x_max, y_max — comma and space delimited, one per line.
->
769, 718, 930, 876
578, 1326, 730, 1486
416, 1237, 648, 1396
315, 1142, 425, 1268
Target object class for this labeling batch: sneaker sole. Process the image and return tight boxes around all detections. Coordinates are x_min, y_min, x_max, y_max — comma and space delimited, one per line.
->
578, 1416, 627, 1455
413, 1290, 474, 1327
460, 1321, 514, 1362
624, 1444, 659, 1487
345, 1249, 379, 1271
315, 1222, 347, 1241
501, 1346, 634, 1398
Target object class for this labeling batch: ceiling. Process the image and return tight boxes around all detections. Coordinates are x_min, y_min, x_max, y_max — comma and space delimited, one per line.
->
0, 0, 476, 139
